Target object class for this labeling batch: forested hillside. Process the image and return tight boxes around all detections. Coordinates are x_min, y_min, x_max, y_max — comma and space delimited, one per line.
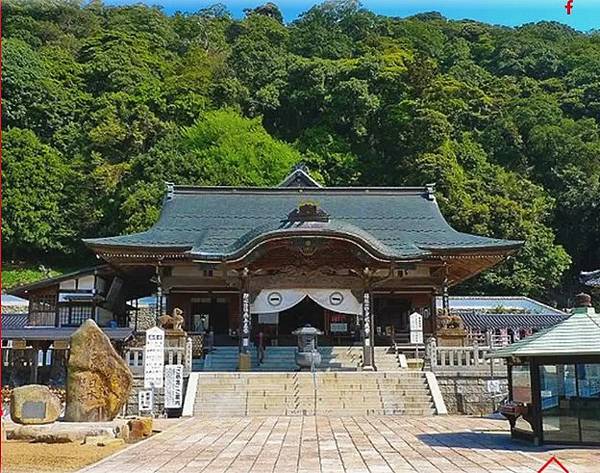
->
2, 0, 599, 303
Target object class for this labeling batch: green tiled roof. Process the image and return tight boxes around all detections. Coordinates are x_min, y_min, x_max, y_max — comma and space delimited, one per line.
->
491, 307, 600, 358
84, 183, 522, 261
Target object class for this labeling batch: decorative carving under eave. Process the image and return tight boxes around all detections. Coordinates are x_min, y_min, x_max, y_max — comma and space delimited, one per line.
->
248, 266, 363, 291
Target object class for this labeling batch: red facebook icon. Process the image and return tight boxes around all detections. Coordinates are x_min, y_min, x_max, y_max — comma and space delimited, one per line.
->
565, 0, 574, 15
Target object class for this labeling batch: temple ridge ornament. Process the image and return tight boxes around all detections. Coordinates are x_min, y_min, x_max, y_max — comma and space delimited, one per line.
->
286, 201, 330, 223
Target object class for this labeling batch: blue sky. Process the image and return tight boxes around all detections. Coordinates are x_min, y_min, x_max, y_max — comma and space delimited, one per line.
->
103, 0, 600, 31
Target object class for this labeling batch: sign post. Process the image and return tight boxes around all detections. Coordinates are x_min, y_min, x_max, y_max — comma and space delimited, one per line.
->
138, 390, 154, 413
164, 365, 184, 409
409, 312, 424, 358
144, 327, 165, 389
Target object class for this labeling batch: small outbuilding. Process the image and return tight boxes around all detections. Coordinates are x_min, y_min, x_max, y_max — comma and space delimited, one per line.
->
492, 293, 600, 445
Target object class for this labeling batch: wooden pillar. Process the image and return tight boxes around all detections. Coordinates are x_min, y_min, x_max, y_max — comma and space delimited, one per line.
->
155, 265, 163, 323
442, 261, 450, 316
29, 347, 39, 384
362, 268, 376, 371
238, 268, 251, 371
530, 358, 543, 445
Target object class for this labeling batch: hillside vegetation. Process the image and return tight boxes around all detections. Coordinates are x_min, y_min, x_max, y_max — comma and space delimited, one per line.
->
2, 0, 599, 301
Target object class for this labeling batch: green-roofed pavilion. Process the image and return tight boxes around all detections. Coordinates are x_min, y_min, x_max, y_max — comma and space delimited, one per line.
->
491, 293, 600, 446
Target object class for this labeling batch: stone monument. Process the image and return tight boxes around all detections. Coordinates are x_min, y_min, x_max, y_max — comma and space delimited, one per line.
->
64, 319, 133, 422
10, 385, 62, 425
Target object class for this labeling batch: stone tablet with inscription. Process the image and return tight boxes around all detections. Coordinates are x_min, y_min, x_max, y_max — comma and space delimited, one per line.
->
22, 401, 47, 420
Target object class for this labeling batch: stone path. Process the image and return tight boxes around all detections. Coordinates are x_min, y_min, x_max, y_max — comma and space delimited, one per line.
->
80, 416, 599, 473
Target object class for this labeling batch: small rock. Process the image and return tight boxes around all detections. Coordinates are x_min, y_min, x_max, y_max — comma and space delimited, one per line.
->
98, 438, 125, 447
116, 422, 130, 440
65, 320, 133, 422
128, 417, 153, 440
84, 435, 111, 445
10, 385, 61, 425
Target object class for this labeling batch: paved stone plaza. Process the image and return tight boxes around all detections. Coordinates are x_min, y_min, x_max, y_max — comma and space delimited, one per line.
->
80, 416, 599, 473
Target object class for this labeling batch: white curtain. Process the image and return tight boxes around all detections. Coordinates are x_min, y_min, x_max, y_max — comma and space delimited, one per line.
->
306, 289, 362, 315
251, 289, 307, 314
251, 288, 362, 315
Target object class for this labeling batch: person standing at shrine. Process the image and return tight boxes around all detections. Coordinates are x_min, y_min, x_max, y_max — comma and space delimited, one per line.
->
257, 330, 265, 365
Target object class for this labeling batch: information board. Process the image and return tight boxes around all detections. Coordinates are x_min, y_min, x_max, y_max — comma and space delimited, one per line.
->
410, 330, 423, 344
330, 323, 348, 333
258, 312, 279, 324
164, 364, 184, 409
409, 312, 424, 344
144, 326, 165, 388
138, 390, 153, 412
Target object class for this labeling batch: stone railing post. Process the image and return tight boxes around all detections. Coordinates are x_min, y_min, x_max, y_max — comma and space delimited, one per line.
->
473, 340, 480, 365
185, 337, 192, 376
426, 337, 438, 368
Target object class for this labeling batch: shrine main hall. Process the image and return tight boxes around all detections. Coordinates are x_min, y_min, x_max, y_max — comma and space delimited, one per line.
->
9, 166, 522, 371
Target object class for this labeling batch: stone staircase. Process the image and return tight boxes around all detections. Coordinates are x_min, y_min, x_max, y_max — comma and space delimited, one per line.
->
202, 346, 405, 372
202, 347, 242, 371
374, 346, 402, 370
192, 371, 437, 416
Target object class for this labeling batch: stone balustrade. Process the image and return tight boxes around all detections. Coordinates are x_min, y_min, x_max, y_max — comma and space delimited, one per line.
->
125, 338, 192, 378
426, 337, 505, 371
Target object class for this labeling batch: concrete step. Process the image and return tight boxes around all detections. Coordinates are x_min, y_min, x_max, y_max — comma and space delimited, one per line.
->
193, 371, 437, 417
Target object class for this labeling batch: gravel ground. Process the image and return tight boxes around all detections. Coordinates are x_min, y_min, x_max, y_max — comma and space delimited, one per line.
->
0, 418, 184, 473
1, 440, 125, 473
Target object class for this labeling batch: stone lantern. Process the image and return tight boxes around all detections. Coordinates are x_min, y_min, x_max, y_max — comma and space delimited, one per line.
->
292, 324, 323, 370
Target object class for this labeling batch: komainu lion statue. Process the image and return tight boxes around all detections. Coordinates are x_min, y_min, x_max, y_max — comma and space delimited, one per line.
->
159, 307, 185, 331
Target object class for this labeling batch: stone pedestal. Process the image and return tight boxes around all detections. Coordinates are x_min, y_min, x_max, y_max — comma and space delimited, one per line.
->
238, 353, 251, 371
436, 314, 467, 347
164, 330, 187, 349
437, 332, 467, 347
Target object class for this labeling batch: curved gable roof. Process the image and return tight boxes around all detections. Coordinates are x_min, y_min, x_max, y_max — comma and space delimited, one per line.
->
84, 183, 522, 262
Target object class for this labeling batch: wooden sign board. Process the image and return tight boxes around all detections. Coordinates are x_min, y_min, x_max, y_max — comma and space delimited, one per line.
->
409, 312, 424, 345
409, 312, 423, 331
138, 390, 154, 412
53, 340, 69, 350
330, 323, 348, 333
164, 364, 184, 409
410, 330, 424, 345
144, 327, 165, 389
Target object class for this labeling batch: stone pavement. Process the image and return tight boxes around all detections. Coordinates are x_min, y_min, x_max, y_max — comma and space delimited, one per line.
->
80, 416, 599, 473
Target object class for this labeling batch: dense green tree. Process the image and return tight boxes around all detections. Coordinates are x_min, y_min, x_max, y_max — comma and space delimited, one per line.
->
3, 0, 600, 301
119, 109, 301, 232
2, 129, 78, 259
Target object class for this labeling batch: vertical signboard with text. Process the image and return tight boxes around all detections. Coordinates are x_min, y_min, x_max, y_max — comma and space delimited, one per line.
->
144, 326, 165, 389
409, 312, 424, 345
164, 364, 184, 409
